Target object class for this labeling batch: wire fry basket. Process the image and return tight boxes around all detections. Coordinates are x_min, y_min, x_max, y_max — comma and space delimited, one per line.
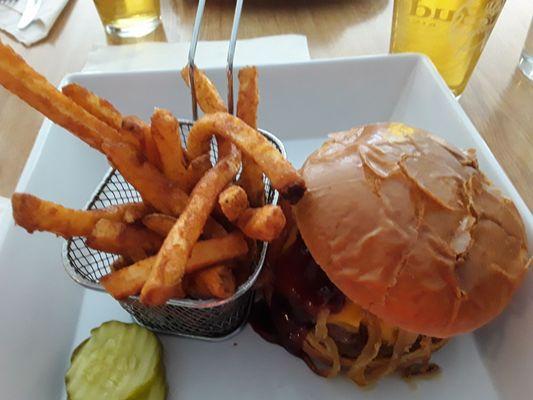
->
63, 0, 284, 340
63, 121, 284, 339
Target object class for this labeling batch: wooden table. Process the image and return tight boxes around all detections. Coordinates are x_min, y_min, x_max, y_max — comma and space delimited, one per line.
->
0, 0, 532, 208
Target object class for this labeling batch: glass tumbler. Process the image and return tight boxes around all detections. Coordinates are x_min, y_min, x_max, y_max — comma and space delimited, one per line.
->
94, 0, 161, 38
390, 0, 506, 96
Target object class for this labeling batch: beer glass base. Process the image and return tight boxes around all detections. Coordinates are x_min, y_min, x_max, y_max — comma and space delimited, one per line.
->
105, 17, 161, 38
519, 54, 533, 80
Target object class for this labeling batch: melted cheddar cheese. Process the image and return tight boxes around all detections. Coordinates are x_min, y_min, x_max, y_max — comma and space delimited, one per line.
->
327, 300, 398, 344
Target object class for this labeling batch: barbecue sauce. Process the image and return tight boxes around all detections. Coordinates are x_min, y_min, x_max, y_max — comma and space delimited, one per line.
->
250, 236, 345, 357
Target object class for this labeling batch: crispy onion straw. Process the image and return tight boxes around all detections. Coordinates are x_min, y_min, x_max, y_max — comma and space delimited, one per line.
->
315, 308, 330, 340
303, 309, 341, 378
346, 313, 383, 386
365, 329, 418, 383
301, 311, 447, 386
397, 338, 447, 376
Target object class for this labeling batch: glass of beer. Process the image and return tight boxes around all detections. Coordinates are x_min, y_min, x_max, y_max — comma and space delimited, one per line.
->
390, 0, 506, 96
94, 0, 161, 38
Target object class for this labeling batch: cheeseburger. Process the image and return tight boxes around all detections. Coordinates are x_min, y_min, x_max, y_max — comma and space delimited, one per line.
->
252, 123, 530, 386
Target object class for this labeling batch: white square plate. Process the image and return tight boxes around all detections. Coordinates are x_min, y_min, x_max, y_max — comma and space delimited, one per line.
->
0, 54, 531, 400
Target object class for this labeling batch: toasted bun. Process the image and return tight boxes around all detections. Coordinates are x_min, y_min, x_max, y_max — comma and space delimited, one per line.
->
294, 123, 530, 338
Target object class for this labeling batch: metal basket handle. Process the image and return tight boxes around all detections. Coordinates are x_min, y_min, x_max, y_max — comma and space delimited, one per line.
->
187, 0, 244, 120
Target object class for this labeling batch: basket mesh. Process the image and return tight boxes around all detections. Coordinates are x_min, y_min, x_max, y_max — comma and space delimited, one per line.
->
64, 120, 282, 339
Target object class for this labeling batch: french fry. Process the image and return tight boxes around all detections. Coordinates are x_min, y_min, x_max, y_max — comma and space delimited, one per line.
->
237, 205, 286, 242
110, 256, 131, 272
237, 67, 265, 206
184, 154, 212, 193
185, 265, 236, 300
142, 213, 177, 237
0, 41, 137, 152
187, 212, 236, 299
236, 67, 259, 127
140, 146, 242, 305
11, 193, 148, 238
122, 203, 151, 223
202, 217, 228, 239
239, 158, 264, 207
180, 65, 227, 114
143, 213, 227, 240
101, 141, 188, 216
121, 115, 161, 168
121, 115, 146, 143
62, 83, 123, 130
4, 44, 293, 305
180, 65, 233, 157
218, 185, 249, 222
187, 232, 247, 270
151, 108, 188, 184
187, 196, 236, 301
101, 232, 248, 299
86, 219, 163, 260
101, 256, 156, 299
187, 112, 306, 203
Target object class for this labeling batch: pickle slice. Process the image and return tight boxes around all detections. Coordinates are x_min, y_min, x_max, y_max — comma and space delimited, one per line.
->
66, 321, 162, 400
145, 369, 167, 400
130, 365, 167, 400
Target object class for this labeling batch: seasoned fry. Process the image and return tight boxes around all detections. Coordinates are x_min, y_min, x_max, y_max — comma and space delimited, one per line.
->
184, 154, 212, 193
110, 256, 131, 272
180, 65, 232, 157
188, 205, 236, 301
122, 203, 151, 224
62, 83, 123, 130
101, 233, 248, 299
121, 115, 146, 143
122, 115, 161, 168
121, 115, 148, 153
185, 265, 236, 300
187, 232, 247, 271
4, 42, 306, 307
11, 193, 147, 238
237, 205, 286, 242
237, 67, 259, 128
239, 159, 264, 207
151, 108, 188, 185
0, 41, 137, 152
218, 185, 249, 222
140, 146, 242, 305
180, 65, 227, 114
86, 219, 163, 260
143, 213, 227, 240
143, 129, 162, 169
142, 213, 177, 237
187, 112, 306, 203
101, 141, 188, 216
236, 68, 264, 206
203, 216, 227, 239
101, 256, 156, 299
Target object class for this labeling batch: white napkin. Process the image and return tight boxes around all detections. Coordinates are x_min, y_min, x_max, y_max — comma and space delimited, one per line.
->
83, 34, 310, 72
0, 0, 69, 46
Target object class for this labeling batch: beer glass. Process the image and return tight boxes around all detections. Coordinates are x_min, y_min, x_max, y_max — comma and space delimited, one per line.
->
94, 0, 161, 38
390, 0, 506, 96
